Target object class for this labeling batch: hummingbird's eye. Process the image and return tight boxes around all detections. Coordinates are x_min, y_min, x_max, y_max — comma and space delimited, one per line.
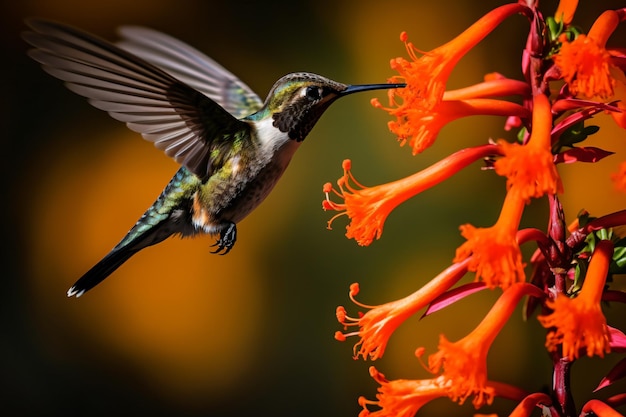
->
304, 85, 322, 100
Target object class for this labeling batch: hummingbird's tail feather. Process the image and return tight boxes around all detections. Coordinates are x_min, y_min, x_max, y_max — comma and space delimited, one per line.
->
67, 246, 143, 298
67, 219, 182, 298
68, 167, 199, 298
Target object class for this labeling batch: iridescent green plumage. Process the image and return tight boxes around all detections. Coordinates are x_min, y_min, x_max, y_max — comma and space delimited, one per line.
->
23, 19, 404, 297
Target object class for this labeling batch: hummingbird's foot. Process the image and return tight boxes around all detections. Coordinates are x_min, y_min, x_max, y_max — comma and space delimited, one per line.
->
211, 222, 237, 255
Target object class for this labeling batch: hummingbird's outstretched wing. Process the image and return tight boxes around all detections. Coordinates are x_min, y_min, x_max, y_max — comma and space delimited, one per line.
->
115, 26, 263, 119
23, 19, 250, 180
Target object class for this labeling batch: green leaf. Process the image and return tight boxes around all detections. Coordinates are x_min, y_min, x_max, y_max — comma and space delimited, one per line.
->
611, 241, 626, 273
516, 126, 527, 144
546, 16, 563, 42
557, 122, 600, 148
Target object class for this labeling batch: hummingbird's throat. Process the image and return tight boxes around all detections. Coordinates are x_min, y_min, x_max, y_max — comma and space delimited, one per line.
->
272, 101, 332, 142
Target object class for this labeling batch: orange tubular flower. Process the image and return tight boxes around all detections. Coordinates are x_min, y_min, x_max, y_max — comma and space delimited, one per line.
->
442, 75, 531, 101
376, 3, 529, 153
424, 283, 544, 408
323, 145, 501, 246
554, 9, 626, 101
507, 393, 553, 417
372, 98, 529, 155
555, 34, 614, 98
612, 160, 626, 193
538, 239, 614, 359
454, 190, 526, 289
494, 94, 563, 203
359, 367, 528, 417
358, 367, 450, 417
554, 0, 578, 25
335, 260, 469, 361
581, 400, 624, 417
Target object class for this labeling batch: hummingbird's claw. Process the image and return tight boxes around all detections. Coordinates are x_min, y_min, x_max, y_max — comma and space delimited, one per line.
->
211, 222, 237, 255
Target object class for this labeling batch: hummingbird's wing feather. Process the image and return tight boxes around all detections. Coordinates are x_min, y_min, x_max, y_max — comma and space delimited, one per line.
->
115, 26, 263, 119
23, 19, 249, 179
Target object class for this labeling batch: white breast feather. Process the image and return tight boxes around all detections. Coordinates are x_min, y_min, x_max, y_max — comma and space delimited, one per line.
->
253, 118, 291, 153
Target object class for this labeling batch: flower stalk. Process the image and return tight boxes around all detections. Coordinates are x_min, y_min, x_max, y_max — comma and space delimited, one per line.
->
325, 2, 626, 416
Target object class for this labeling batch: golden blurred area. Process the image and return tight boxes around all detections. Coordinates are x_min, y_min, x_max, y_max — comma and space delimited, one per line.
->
3, 0, 626, 416
27, 130, 265, 402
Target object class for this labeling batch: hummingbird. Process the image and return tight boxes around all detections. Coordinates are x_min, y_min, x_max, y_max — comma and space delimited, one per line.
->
23, 19, 404, 298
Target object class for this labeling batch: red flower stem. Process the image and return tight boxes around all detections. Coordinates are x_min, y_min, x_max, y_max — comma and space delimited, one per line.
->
553, 356, 576, 417
547, 194, 574, 416
525, 10, 550, 95
539, 195, 571, 307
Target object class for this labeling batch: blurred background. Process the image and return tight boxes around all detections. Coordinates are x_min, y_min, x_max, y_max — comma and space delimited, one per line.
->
2, 0, 626, 416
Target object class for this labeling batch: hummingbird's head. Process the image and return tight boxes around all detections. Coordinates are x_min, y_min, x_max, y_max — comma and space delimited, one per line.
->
260, 72, 404, 142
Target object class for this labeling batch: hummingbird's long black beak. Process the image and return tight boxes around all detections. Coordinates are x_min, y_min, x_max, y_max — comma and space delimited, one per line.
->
340, 83, 406, 96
